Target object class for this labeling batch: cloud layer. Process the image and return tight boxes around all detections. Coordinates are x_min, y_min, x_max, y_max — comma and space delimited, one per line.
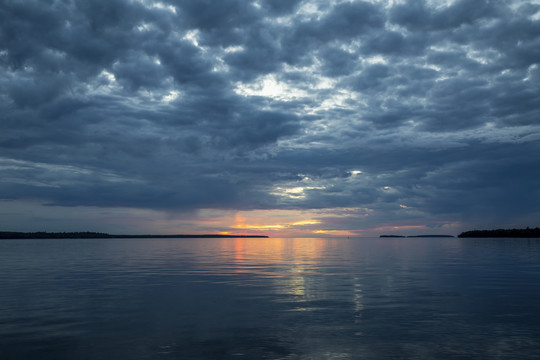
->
1, 0, 539, 234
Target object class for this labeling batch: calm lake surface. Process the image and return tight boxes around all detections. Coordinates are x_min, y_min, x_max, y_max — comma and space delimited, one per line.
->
1, 237, 540, 359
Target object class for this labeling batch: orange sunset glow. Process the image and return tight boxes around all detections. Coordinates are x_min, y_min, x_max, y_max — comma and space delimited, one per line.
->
125, 208, 460, 238
226, 210, 333, 237
189, 208, 451, 238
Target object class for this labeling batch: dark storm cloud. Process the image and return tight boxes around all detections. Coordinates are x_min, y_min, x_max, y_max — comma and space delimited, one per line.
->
389, 0, 503, 31
1, 0, 539, 231
294, 1, 384, 41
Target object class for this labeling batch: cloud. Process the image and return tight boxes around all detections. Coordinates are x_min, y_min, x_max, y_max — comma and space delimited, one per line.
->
0, 0, 539, 234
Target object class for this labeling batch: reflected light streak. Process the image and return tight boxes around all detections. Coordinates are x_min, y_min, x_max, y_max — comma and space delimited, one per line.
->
232, 237, 246, 273
217, 238, 328, 299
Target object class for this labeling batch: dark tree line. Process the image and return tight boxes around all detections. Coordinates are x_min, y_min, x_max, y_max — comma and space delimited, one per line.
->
0, 231, 112, 239
458, 227, 540, 238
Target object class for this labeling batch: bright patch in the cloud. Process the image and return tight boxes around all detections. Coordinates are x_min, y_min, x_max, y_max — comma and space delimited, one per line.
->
464, 46, 499, 65
162, 90, 179, 103
272, 186, 326, 199
309, 90, 363, 114
237, 63, 354, 113
86, 70, 122, 96
424, 0, 461, 10
524, 64, 538, 82
363, 55, 388, 65
136, 23, 153, 32
152, 2, 177, 14
425, 64, 441, 72
313, 76, 336, 90
183, 30, 200, 47
223, 46, 244, 53
284, 187, 306, 195
100, 70, 116, 83
234, 74, 308, 101
135, 0, 177, 14
381, 186, 399, 194
296, 2, 325, 20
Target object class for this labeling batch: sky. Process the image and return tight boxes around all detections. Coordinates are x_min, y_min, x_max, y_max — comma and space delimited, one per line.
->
1, 0, 539, 237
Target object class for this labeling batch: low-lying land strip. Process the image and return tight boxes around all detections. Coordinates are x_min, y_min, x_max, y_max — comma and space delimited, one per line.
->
0, 231, 268, 239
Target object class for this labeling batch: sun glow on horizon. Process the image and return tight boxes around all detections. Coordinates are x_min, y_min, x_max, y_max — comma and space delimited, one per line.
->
312, 229, 356, 236
232, 218, 321, 231
180, 208, 461, 238
222, 209, 334, 236
232, 223, 287, 230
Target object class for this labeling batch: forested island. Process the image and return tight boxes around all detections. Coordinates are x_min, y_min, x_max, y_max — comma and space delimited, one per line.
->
458, 228, 540, 238
380, 229, 540, 238
0, 231, 268, 239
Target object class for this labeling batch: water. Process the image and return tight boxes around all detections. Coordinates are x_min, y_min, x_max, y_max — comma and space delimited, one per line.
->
1, 237, 540, 359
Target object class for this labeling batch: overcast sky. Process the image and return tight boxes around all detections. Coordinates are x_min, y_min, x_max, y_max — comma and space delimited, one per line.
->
1, 0, 539, 236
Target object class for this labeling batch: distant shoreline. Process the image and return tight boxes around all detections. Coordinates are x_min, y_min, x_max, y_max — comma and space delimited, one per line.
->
458, 228, 540, 238
0, 231, 268, 239
380, 228, 540, 238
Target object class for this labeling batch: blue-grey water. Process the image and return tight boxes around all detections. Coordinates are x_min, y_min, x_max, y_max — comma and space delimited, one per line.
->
1, 237, 540, 359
